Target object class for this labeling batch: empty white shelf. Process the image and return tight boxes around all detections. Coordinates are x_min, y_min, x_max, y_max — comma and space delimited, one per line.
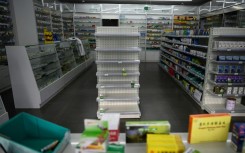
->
95, 47, 141, 52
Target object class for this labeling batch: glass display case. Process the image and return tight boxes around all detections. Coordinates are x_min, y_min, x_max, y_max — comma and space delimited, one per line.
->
0, 0, 14, 65
0, 96, 8, 124
26, 44, 62, 89
56, 41, 76, 74
6, 40, 94, 108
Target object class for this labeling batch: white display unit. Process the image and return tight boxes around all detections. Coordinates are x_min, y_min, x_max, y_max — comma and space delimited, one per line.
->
95, 27, 141, 118
6, 42, 94, 108
202, 27, 245, 116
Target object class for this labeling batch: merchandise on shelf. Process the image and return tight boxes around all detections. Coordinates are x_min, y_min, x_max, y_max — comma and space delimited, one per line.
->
51, 10, 63, 41
34, 5, 52, 43
146, 15, 172, 50
74, 13, 101, 50
173, 15, 198, 30
62, 13, 74, 39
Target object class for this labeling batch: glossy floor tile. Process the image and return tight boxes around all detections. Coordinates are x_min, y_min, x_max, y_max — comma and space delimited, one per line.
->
1, 63, 245, 133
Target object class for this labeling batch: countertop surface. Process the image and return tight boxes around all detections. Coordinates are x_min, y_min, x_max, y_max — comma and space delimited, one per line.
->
63, 133, 235, 153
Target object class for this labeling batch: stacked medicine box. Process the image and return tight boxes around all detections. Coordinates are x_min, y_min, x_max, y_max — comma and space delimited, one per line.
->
95, 27, 141, 119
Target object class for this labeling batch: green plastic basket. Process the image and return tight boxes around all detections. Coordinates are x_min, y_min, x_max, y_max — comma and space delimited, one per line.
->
0, 112, 70, 153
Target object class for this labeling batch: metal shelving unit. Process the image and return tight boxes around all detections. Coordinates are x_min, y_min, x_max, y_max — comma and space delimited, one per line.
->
51, 10, 63, 41
203, 28, 245, 116
160, 31, 208, 106
119, 14, 147, 50
95, 27, 141, 119
160, 28, 245, 116
74, 13, 101, 50
146, 15, 172, 51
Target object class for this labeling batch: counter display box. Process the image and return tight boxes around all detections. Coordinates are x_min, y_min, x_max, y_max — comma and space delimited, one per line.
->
126, 121, 170, 143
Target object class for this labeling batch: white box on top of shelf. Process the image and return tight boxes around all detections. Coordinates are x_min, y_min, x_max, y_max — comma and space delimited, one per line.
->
95, 27, 141, 119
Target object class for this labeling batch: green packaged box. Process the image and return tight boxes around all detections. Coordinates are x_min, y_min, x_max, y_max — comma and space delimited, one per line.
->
0, 112, 70, 153
76, 119, 109, 153
126, 121, 170, 143
107, 144, 125, 153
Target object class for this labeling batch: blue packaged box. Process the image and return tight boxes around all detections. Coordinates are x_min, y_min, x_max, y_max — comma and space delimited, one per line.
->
226, 56, 233, 61
233, 56, 240, 61
240, 56, 245, 61
0, 113, 70, 153
217, 56, 226, 61
224, 65, 230, 73
231, 123, 245, 152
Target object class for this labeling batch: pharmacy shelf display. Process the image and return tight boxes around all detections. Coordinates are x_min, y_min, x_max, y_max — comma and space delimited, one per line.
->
34, 3, 52, 43
146, 15, 172, 51
173, 15, 199, 30
203, 27, 245, 116
74, 13, 101, 50
95, 27, 141, 119
62, 13, 74, 39
160, 30, 209, 106
160, 27, 245, 116
0, 0, 14, 64
6, 41, 94, 108
51, 10, 63, 41
119, 14, 147, 50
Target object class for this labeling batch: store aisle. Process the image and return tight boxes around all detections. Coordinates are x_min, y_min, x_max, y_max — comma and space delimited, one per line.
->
13, 62, 207, 133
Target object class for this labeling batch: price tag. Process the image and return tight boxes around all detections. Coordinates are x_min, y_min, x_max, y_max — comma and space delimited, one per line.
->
228, 83, 232, 86
227, 48, 231, 51
239, 61, 243, 64
104, 74, 109, 76
101, 86, 104, 88
118, 61, 122, 64
234, 73, 238, 75
235, 94, 238, 97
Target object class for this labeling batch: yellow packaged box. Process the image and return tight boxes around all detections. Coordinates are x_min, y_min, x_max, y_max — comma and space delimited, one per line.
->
188, 113, 231, 144
147, 134, 185, 153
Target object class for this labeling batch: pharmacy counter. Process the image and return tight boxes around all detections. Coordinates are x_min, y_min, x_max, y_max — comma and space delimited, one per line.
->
63, 133, 235, 153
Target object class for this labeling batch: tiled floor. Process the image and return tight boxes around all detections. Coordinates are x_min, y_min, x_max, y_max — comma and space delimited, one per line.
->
2, 63, 245, 133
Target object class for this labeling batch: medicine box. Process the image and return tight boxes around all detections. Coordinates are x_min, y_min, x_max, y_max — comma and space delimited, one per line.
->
126, 121, 170, 143
0, 112, 70, 153
231, 123, 245, 152
101, 113, 120, 142
147, 134, 185, 153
